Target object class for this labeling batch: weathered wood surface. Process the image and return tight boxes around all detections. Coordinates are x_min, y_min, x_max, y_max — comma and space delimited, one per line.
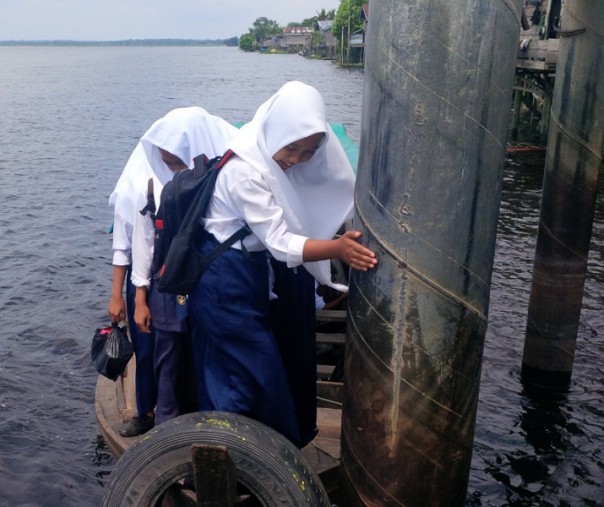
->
95, 372, 343, 492
517, 38, 559, 71
517, 0, 559, 71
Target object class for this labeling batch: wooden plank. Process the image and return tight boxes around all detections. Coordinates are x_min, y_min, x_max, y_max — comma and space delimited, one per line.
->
317, 380, 343, 408
546, 38, 559, 64
516, 59, 550, 71
95, 374, 138, 459
316, 309, 347, 322
316, 407, 342, 442
116, 358, 136, 422
316, 332, 346, 345
519, 46, 548, 59
317, 364, 335, 377
302, 407, 342, 497
517, 22, 558, 71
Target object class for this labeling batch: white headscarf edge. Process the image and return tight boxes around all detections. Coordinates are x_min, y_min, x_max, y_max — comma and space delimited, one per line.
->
110, 107, 238, 226
228, 81, 356, 289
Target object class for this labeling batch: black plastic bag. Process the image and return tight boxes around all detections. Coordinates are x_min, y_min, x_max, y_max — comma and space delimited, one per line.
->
91, 323, 134, 381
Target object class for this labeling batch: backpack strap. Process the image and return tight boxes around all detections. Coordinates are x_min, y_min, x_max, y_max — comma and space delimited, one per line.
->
215, 149, 235, 170
202, 148, 250, 258
139, 177, 156, 219
155, 224, 252, 279
203, 224, 252, 265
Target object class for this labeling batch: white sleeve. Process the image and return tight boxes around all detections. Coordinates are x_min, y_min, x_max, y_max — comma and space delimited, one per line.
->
130, 193, 155, 288
112, 212, 132, 266
226, 172, 307, 266
206, 160, 309, 265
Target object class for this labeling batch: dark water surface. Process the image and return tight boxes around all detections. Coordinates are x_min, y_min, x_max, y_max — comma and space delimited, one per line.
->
0, 46, 601, 506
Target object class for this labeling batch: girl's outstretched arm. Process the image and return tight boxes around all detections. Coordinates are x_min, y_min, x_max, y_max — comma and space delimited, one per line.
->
303, 231, 377, 271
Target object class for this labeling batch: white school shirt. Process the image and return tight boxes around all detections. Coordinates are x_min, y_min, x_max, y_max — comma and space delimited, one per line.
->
130, 177, 163, 288
204, 156, 308, 267
111, 214, 133, 266
110, 143, 157, 267
223, 81, 355, 291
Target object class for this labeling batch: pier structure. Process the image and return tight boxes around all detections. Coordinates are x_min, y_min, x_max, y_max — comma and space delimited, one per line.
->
511, 0, 561, 141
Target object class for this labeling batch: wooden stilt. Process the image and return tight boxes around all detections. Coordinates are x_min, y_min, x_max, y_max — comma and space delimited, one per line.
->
191, 444, 236, 507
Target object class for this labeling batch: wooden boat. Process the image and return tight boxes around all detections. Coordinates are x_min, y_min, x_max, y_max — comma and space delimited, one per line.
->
95, 309, 348, 500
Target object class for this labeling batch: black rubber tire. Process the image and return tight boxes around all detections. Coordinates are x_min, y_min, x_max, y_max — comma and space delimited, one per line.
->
102, 411, 332, 507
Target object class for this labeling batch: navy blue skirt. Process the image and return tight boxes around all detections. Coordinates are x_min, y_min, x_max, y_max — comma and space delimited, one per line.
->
188, 235, 302, 446
269, 259, 318, 447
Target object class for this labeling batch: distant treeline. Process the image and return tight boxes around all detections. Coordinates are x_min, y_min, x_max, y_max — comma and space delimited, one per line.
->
0, 38, 239, 47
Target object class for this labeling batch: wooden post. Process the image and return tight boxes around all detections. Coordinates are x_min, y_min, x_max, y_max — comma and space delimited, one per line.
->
511, 87, 523, 141
341, 26, 345, 65
192, 444, 237, 507
340, 0, 522, 505
347, 10, 351, 64
522, 0, 604, 390
539, 91, 551, 139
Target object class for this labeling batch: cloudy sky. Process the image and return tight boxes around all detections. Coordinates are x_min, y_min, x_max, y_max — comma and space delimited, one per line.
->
0, 0, 342, 41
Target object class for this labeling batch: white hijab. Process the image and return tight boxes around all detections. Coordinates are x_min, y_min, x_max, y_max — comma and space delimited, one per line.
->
109, 106, 237, 225
229, 81, 356, 289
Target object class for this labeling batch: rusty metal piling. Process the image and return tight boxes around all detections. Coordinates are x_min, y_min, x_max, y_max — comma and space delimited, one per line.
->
522, 0, 604, 390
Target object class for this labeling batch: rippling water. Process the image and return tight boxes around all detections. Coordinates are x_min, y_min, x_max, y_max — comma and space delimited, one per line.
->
0, 46, 601, 506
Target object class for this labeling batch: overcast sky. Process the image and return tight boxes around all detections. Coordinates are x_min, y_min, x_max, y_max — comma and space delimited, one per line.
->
0, 0, 342, 41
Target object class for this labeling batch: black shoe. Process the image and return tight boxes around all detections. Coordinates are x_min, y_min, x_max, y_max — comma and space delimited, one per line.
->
119, 415, 154, 437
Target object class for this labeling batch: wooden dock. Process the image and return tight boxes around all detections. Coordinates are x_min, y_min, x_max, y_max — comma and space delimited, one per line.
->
512, 0, 561, 141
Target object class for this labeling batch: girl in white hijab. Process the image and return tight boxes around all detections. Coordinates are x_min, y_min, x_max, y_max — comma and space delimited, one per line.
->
188, 81, 377, 447
130, 107, 237, 293
108, 107, 236, 322
108, 106, 237, 436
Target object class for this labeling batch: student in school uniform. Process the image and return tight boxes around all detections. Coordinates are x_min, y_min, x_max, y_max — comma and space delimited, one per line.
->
110, 107, 236, 435
188, 81, 378, 447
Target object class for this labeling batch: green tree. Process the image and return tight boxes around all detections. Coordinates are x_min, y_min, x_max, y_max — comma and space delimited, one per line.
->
252, 17, 281, 43
238, 32, 256, 51
333, 0, 365, 47
333, 0, 366, 63
310, 30, 323, 49
239, 10, 337, 53
316, 8, 336, 21
300, 8, 336, 28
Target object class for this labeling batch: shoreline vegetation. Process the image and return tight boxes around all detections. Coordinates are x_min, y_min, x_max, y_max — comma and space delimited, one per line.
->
0, 2, 364, 63
0, 39, 238, 47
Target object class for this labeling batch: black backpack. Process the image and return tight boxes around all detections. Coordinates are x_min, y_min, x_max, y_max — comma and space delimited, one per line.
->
142, 149, 250, 296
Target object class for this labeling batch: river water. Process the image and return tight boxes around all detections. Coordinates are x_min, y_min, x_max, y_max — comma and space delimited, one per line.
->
0, 45, 601, 506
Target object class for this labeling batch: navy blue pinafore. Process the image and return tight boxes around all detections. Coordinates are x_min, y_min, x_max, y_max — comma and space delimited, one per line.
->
188, 234, 302, 446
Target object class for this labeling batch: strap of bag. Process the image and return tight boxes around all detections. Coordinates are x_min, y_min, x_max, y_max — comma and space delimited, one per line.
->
139, 177, 156, 219
173, 149, 235, 220
200, 149, 250, 260
203, 224, 252, 265
144, 149, 233, 220
215, 148, 235, 169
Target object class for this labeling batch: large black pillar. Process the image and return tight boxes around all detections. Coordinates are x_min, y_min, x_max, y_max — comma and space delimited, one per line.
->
340, 1, 522, 505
